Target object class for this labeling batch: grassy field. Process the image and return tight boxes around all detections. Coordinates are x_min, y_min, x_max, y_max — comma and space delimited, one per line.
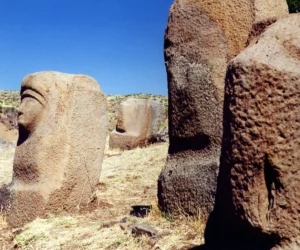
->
0, 141, 205, 250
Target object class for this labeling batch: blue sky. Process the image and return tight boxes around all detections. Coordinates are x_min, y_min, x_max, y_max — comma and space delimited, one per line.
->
0, 1, 174, 95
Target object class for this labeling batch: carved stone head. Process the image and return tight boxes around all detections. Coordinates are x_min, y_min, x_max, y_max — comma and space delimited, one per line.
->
8, 71, 108, 227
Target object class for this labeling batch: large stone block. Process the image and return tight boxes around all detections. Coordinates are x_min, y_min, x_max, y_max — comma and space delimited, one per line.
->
206, 14, 300, 249
5, 71, 108, 227
109, 98, 164, 150
158, 0, 288, 218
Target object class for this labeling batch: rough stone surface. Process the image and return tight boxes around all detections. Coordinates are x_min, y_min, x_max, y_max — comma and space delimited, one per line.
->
130, 223, 156, 237
158, 0, 288, 218
5, 71, 108, 227
206, 14, 300, 250
109, 98, 164, 150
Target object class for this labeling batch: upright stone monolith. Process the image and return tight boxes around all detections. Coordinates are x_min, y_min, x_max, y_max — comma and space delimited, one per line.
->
158, 0, 288, 218
109, 98, 164, 150
206, 14, 300, 250
6, 71, 108, 227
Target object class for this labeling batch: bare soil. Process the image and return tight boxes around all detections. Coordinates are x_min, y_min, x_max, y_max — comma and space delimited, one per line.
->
0, 123, 18, 143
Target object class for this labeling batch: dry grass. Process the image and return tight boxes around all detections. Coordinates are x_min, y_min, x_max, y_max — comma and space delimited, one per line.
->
0, 142, 205, 250
0, 146, 14, 186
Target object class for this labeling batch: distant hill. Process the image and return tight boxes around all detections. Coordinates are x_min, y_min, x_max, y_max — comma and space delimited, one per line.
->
0, 90, 20, 108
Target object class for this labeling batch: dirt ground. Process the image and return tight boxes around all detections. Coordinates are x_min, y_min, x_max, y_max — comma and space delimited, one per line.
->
0, 123, 18, 143
0, 140, 205, 250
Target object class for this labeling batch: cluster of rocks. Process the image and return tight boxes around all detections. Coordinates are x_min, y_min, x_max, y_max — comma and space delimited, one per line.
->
159, 0, 300, 249
0, 0, 299, 249
158, 0, 289, 219
0, 71, 166, 228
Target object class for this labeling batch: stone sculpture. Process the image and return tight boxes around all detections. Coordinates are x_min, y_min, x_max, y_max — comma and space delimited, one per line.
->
109, 98, 164, 150
206, 14, 300, 249
158, 0, 288, 218
6, 71, 108, 227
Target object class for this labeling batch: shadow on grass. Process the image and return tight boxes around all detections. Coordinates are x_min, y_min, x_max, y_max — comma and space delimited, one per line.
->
189, 245, 210, 250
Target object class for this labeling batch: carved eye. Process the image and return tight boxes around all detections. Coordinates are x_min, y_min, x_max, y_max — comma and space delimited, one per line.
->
21, 92, 34, 101
20, 88, 44, 106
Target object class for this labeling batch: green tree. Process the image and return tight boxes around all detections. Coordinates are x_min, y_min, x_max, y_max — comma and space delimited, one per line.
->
287, 0, 300, 13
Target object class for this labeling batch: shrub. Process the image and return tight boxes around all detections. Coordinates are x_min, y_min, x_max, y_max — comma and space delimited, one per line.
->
287, 0, 300, 13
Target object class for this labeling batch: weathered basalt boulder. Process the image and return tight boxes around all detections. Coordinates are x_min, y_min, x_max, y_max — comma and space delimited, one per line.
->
109, 98, 164, 150
4, 71, 108, 227
206, 14, 300, 250
158, 0, 288, 218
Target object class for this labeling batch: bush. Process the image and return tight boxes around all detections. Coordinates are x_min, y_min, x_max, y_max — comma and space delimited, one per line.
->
287, 0, 300, 13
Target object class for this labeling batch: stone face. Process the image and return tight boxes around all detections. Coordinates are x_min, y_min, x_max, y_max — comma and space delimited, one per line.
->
109, 98, 164, 150
6, 71, 108, 227
206, 14, 300, 249
158, 0, 288, 218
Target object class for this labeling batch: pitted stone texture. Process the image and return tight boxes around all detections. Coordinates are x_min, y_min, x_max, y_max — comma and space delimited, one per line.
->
109, 98, 164, 150
207, 14, 300, 250
253, 0, 288, 23
158, 0, 289, 218
6, 71, 108, 227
